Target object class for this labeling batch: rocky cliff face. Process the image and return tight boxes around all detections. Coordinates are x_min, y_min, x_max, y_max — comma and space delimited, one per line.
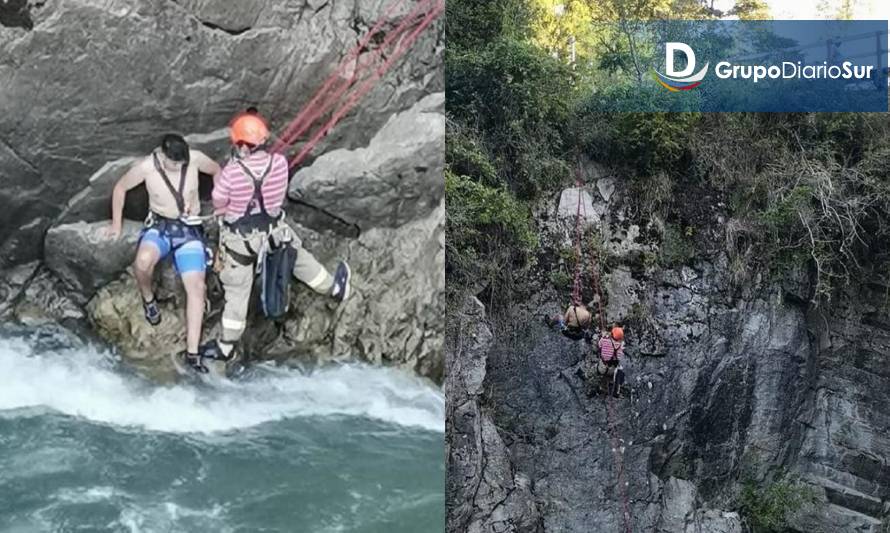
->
0, 1, 444, 382
446, 165, 890, 531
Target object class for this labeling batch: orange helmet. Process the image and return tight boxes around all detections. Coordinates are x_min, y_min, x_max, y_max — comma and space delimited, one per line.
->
611, 327, 624, 341
230, 112, 269, 146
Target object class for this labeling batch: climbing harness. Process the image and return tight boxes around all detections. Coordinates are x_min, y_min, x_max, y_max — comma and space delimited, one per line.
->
152, 151, 188, 218
270, 0, 444, 169
225, 155, 280, 235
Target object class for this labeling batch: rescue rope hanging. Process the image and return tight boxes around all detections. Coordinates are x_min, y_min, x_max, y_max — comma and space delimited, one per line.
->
270, 0, 409, 154
287, 0, 443, 169
572, 157, 633, 533
270, 0, 444, 169
571, 165, 584, 306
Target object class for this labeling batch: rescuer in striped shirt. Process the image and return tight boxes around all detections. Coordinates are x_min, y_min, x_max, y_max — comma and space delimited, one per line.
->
596, 325, 626, 398
196, 111, 350, 367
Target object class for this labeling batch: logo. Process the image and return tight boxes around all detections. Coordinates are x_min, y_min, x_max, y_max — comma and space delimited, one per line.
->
652, 42, 709, 91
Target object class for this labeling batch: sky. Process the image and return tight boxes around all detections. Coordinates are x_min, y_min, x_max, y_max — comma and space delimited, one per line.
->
714, 0, 890, 19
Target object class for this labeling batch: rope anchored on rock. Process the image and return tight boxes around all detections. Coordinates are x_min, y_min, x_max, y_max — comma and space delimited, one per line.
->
270, 0, 444, 170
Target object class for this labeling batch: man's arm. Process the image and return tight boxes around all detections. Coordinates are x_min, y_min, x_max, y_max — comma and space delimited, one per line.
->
192, 150, 222, 183
106, 159, 147, 239
211, 163, 232, 215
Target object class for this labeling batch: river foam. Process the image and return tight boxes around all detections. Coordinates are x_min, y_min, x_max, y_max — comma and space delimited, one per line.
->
0, 335, 443, 434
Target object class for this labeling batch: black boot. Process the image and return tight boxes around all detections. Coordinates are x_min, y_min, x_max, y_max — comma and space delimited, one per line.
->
331, 261, 351, 303
142, 297, 161, 326
199, 339, 236, 362
179, 351, 209, 374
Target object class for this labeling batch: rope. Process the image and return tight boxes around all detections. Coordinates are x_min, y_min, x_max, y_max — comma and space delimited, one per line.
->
269, 0, 444, 169
288, 0, 443, 169
606, 394, 633, 533
570, 158, 631, 532
571, 175, 584, 306
270, 0, 409, 154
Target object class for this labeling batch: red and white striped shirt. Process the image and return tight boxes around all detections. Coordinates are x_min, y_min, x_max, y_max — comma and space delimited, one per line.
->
213, 151, 289, 223
599, 336, 624, 362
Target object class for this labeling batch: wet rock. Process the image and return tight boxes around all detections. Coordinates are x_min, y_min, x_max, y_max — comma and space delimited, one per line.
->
265, 198, 445, 382
0, 260, 40, 318
14, 268, 84, 326
87, 273, 192, 362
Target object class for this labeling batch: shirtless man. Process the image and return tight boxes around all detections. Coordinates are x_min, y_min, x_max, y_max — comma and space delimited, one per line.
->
104, 134, 220, 369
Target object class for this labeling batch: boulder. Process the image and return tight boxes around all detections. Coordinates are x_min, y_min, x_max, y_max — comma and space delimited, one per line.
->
557, 187, 598, 225
44, 220, 143, 299
288, 92, 445, 230
263, 198, 445, 381
87, 273, 196, 364
0, 260, 40, 318
13, 268, 84, 326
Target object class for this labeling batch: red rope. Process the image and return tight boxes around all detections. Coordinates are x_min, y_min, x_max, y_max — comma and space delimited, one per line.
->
572, 159, 630, 532
571, 176, 584, 306
271, 0, 410, 154
289, 0, 443, 169
606, 395, 633, 533
267, 0, 443, 169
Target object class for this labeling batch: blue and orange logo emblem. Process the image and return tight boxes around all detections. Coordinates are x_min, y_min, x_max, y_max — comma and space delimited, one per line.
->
653, 42, 709, 91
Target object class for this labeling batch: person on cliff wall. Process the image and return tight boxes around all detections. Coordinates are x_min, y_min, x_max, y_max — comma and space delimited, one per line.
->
196, 111, 351, 366
596, 325, 626, 398
545, 304, 594, 342
103, 134, 221, 371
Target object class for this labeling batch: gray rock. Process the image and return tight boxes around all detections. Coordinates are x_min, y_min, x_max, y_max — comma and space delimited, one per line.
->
604, 266, 641, 322
14, 268, 84, 326
557, 187, 598, 225
691, 510, 742, 533
597, 177, 616, 202
288, 93, 445, 230
44, 220, 143, 299
657, 477, 697, 532
656, 477, 742, 533
446, 296, 542, 533
265, 198, 445, 381
0, 260, 40, 318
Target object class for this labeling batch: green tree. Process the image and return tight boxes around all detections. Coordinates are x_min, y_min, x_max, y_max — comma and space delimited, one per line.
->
445, 0, 530, 51
732, 0, 771, 19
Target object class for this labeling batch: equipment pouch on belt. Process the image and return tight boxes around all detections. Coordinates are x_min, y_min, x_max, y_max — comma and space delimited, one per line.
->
261, 241, 297, 319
